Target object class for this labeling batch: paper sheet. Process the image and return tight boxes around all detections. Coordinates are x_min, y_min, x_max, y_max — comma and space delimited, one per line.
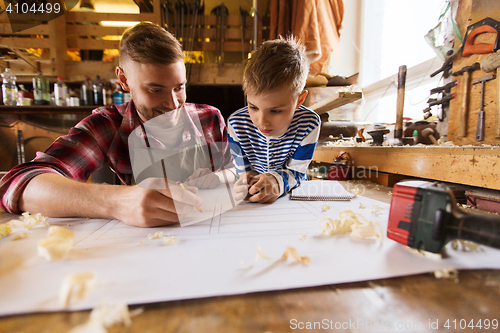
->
1, 186, 500, 316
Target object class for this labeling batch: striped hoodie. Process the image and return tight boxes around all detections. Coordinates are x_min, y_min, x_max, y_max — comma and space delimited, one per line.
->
227, 105, 320, 196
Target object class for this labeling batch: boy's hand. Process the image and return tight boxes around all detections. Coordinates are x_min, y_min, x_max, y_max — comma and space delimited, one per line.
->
233, 171, 258, 201
185, 168, 220, 189
247, 173, 281, 203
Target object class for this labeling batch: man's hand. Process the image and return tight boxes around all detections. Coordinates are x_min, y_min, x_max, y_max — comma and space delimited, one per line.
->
233, 170, 258, 201
113, 178, 204, 227
247, 173, 281, 203
184, 168, 220, 189
19, 174, 204, 228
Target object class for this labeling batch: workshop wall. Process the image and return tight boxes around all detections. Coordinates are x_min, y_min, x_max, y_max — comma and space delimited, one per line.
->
448, 0, 500, 145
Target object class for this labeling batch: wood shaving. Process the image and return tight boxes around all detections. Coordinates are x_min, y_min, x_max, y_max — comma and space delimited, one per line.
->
451, 240, 482, 252
11, 232, 28, 241
321, 204, 330, 212
434, 268, 459, 281
147, 231, 163, 239
319, 210, 383, 240
404, 246, 443, 259
256, 244, 272, 261
37, 226, 75, 261
0, 224, 11, 240
350, 188, 362, 196
7, 212, 49, 230
68, 302, 143, 333
281, 246, 310, 265
371, 204, 383, 216
359, 203, 366, 209
241, 244, 309, 268
162, 235, 179, 246
59, 272, 95, 307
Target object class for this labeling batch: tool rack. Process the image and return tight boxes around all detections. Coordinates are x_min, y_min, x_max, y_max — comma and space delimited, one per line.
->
448, 0, 500, 146
0, 0, 268, 85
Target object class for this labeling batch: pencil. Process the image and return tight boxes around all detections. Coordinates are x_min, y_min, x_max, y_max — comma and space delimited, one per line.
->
177, 181, 203, 213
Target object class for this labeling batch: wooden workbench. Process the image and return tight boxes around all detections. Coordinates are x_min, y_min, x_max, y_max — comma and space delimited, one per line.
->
1, 182, 499, 333
313, 145, 500, 190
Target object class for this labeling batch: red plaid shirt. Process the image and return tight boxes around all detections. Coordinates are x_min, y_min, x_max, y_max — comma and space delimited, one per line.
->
0, 101, 232, 214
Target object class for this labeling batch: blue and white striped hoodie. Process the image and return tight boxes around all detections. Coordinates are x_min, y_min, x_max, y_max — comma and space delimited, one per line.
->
227, 105, 321, 196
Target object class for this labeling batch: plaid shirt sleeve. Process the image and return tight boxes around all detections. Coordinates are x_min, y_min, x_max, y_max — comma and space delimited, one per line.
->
0, 106, 124, 214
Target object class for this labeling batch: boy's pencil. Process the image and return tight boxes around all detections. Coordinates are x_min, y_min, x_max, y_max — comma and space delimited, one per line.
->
176, 181, 203, 213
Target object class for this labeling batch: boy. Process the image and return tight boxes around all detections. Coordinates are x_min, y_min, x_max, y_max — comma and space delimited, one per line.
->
228, 37, 321, 203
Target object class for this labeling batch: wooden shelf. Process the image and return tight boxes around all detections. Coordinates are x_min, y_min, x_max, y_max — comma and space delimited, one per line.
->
313, 145, 500, 190
0, 105, 97, 114
309, 90, 362, 114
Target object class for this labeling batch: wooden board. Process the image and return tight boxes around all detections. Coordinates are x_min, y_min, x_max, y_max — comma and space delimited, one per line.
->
309, 91, 362, 114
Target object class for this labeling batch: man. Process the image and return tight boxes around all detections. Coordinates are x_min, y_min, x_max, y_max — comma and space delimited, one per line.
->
0, 22, 234, 227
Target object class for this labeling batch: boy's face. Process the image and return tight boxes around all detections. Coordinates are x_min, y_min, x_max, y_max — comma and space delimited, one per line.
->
246, 86, 307, 137
116, 59, 187, 127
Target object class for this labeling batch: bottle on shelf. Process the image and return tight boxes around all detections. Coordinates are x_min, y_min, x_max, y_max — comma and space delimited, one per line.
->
81, 76, 93, 106
93, 75, 103, 105
112, 82, 123, 105
2, 68, 18, 106
105, 82, 113, 105
54, 76, 68, 106
33, 71, 50, 105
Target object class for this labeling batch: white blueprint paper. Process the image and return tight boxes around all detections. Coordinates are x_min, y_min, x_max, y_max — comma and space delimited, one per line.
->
1, 188, 500, 316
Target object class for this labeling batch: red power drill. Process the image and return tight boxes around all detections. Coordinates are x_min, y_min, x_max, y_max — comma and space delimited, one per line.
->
387, 181, 500, 253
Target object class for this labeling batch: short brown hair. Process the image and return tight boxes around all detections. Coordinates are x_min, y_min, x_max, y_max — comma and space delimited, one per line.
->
243, 36, 309, 97
119, 22, 183, 65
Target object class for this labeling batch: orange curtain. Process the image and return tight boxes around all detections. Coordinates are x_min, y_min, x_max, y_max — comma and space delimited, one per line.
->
269, 0, 344, 75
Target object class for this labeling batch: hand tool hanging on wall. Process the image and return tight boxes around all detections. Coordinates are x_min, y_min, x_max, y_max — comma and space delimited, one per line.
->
472, 74, 496, 141
387, 181, 500, 254
430, 56, 454, 79
423, 81, 457, 120
462, 17, 500, 57
452, 62, 480, 137
186, 0, 200, 85
175, 0, 187, 49
162, 0, 172, 32
480, 50, 500, 138
423, 93, 456, 120
211, 3, 228, 76
239, 7, 249, 61
197, 1, 205, 83
393, 65, 407, 146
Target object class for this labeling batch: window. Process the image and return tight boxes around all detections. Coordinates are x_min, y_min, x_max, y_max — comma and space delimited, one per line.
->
357, 0, 456, 123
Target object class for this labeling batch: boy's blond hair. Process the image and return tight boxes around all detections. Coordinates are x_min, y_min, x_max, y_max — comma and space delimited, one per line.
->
242, 36, 309, 97
119, 22, 183, 66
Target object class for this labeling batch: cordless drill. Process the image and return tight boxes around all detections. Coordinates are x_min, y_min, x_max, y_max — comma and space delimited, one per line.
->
387, 181, 500, 253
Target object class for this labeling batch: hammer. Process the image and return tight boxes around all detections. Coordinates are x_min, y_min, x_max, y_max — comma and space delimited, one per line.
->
392, 65, 406, 146
421, 127, 438, 144
481, 50, 500, 138
472, 74, 496, 141
452, 62, 480, 137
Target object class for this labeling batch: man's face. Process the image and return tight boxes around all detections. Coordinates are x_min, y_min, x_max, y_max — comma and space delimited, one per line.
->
116, 59, 187, 127
246, 86, 307, 137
